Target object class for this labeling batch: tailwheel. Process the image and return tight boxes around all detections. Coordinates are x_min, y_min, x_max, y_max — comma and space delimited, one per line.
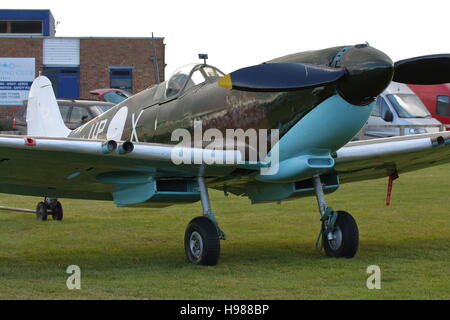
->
322, 211, 359, 258
36, 198, 63, 222
36, 202, 48, 221
184, 217, 220, 266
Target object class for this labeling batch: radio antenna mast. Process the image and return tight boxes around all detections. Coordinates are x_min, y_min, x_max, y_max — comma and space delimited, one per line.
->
151, 32, 161, 84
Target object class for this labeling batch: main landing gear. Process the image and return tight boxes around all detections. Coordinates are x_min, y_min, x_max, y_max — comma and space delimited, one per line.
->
312, 175, 359, 258
184, 172, 226, 266
36, 197, 63, 221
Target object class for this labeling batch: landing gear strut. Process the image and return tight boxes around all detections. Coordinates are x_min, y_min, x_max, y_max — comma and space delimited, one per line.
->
184, 169, 226, 266
313, 175, 358, 258
36, 198, 63, 221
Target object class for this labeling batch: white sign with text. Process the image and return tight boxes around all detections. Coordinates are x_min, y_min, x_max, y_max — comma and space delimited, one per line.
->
0, 58, 35, 106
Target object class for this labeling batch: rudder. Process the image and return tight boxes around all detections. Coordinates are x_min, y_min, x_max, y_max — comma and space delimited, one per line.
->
26, 76, 71, 137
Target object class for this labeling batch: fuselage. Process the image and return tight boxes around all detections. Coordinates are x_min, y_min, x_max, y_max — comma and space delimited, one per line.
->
70, 44, 394, 160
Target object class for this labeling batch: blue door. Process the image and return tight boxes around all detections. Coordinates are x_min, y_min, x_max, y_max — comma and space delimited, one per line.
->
43, 67, 80, 99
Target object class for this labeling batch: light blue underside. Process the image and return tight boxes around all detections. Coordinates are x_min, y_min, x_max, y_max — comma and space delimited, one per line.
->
256, 95, 373, 183
278, 95, 374, 159
249, 95, 373, 202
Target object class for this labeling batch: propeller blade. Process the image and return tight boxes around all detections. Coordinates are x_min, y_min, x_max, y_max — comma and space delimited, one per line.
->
218, 63, 346, 92
393, 54, 450, 84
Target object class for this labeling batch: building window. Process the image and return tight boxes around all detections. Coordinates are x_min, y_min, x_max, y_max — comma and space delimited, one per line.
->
110, 68, 133, 93
0, 20, 43, 34
437, 95, 450, 116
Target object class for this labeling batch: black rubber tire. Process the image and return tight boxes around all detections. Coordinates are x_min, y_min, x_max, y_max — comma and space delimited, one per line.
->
184, 217, 220, 266
51, 202, 63, 221
36, 202, 48, 221
323, 211, 359, 258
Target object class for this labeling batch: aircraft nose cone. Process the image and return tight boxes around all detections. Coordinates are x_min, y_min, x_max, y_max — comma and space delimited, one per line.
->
336, 45, 394, 105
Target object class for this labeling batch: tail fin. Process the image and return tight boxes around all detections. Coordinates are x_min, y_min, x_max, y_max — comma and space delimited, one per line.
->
26, 76, 72, 137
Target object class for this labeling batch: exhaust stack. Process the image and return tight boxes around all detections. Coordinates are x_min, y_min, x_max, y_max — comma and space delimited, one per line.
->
118, 141, 134, 154
102, 140, 118, 154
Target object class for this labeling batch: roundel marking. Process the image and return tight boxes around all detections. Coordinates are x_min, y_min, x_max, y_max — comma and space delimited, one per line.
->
106, 106, 128, 141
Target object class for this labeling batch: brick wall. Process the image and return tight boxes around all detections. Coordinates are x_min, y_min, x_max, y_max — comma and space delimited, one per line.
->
0, 38, 43, 121
0, 37, 165, 127
80, 38, 165, 99
0, 38, 43, 74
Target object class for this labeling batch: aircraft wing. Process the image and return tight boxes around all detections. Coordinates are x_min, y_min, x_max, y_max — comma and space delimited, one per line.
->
334, 131, 450, 183
0, 135, 243, 205
1, 131, 449, 206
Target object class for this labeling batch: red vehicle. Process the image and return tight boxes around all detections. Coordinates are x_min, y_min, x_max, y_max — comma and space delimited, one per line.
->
89, 88, 131, 104
408, 84, 450, 130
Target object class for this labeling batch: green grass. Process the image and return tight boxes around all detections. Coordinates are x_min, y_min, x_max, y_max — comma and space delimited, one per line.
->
1, 164, 450, 299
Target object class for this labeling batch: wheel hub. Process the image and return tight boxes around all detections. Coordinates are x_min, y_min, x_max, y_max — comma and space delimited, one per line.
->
328, 226, 343, 250
189, 231, 203, 259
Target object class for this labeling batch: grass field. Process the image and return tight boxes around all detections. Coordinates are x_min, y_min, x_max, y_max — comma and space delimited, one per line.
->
0, 164, 449, 300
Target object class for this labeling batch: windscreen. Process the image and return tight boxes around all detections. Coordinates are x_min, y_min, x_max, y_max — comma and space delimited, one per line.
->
202, 66, 224, 80
386, 94, 432, 118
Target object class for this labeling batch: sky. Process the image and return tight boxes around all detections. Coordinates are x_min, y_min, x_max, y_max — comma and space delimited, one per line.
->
4, 0, 450, 77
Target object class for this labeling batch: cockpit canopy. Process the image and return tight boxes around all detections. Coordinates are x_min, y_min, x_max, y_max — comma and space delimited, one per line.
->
165, 63, 224, 99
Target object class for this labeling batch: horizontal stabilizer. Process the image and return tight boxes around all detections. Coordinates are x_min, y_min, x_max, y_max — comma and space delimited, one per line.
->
218, 62, 346, 92
393, 54, 450, 84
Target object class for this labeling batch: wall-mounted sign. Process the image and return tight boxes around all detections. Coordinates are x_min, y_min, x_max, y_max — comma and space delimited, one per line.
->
0, 58, 35, 106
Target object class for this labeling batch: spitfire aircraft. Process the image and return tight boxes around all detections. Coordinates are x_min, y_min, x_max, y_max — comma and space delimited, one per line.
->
1, 44, 450, 265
